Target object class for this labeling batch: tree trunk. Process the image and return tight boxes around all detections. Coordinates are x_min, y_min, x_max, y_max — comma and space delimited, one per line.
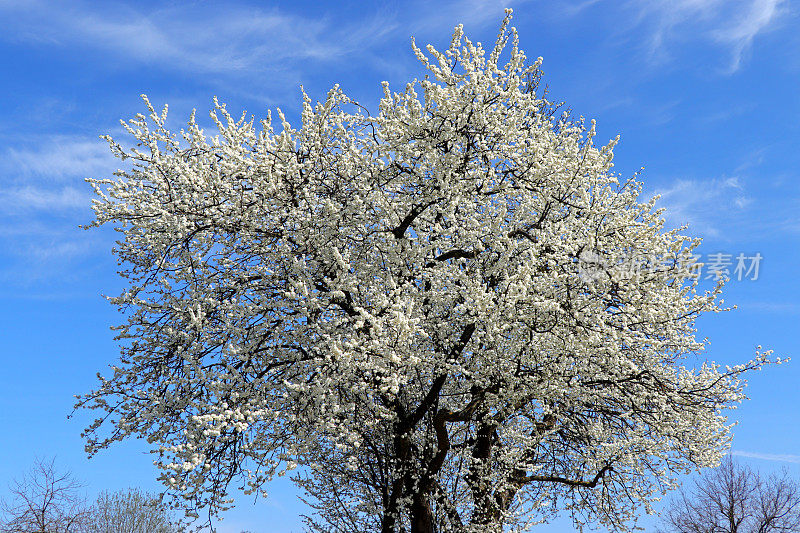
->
469, 422, 503, 531
410, 492, 435, 533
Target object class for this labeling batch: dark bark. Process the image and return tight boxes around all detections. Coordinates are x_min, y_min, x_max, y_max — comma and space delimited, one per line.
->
469, 422, 499, 527
410, 493, 436, 533
384, 323, 477, 532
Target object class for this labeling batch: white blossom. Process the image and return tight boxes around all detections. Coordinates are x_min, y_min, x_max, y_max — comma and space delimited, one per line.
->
77, 10, 776, 533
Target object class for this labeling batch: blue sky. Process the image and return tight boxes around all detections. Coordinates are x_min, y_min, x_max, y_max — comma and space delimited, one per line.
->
0, 0, 798, 531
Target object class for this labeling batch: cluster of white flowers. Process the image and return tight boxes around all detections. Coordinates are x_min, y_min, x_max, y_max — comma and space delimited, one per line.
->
77, 10, 775, 532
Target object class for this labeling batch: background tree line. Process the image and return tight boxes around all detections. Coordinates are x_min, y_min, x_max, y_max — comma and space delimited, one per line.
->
0, 458, 181, 533
659, 457, 800, 533
3, 456, 798, 532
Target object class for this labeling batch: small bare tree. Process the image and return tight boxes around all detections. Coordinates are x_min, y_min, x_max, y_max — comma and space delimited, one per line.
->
0, 458, 89, 533
85, 488, 182, 533
660, 457, 800, 533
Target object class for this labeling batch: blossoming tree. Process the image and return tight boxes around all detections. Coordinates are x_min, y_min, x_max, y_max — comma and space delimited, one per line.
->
79, 12, 773, 533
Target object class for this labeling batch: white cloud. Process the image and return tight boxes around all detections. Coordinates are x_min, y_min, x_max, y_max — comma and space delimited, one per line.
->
629, 0, 785, 73
0, 2, 397, 76
3, 137, 116, 180
0, 185, 89, 213
737, 301, 800, 314
410, 0, 526, 34
552, 0, 604, 18
713, 0, 786, 73
731, 450, 800, 463
25, 239, 92, 261
0, 136, 109, 277
0, 228, 106, 292
0, 0, 529, 89
0, 136, 115, 214
653, 176, 751, 237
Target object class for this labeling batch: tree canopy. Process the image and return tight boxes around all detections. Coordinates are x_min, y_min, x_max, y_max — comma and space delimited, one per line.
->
78, 11, 773, 532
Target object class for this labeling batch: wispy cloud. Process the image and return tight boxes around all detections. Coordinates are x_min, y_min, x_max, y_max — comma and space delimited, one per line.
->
0, 0, 530, 95
0, 136, 114, 213
0, 135, 112, 285
0, 229, 105, 292
0, 1, 397, 77
552, 0, 604, 18
654, 176, 751, 237
713, 0, 786, 73
0, 208, 104, 289
410, 0, 527, 34
736, 302, 800, 314
732, 450, 800, 463
25, 239, 93, 261
629, 0, 786, 73
2, 137, 116, 180
697, 103, 756, 126
0, 185, 89, 213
